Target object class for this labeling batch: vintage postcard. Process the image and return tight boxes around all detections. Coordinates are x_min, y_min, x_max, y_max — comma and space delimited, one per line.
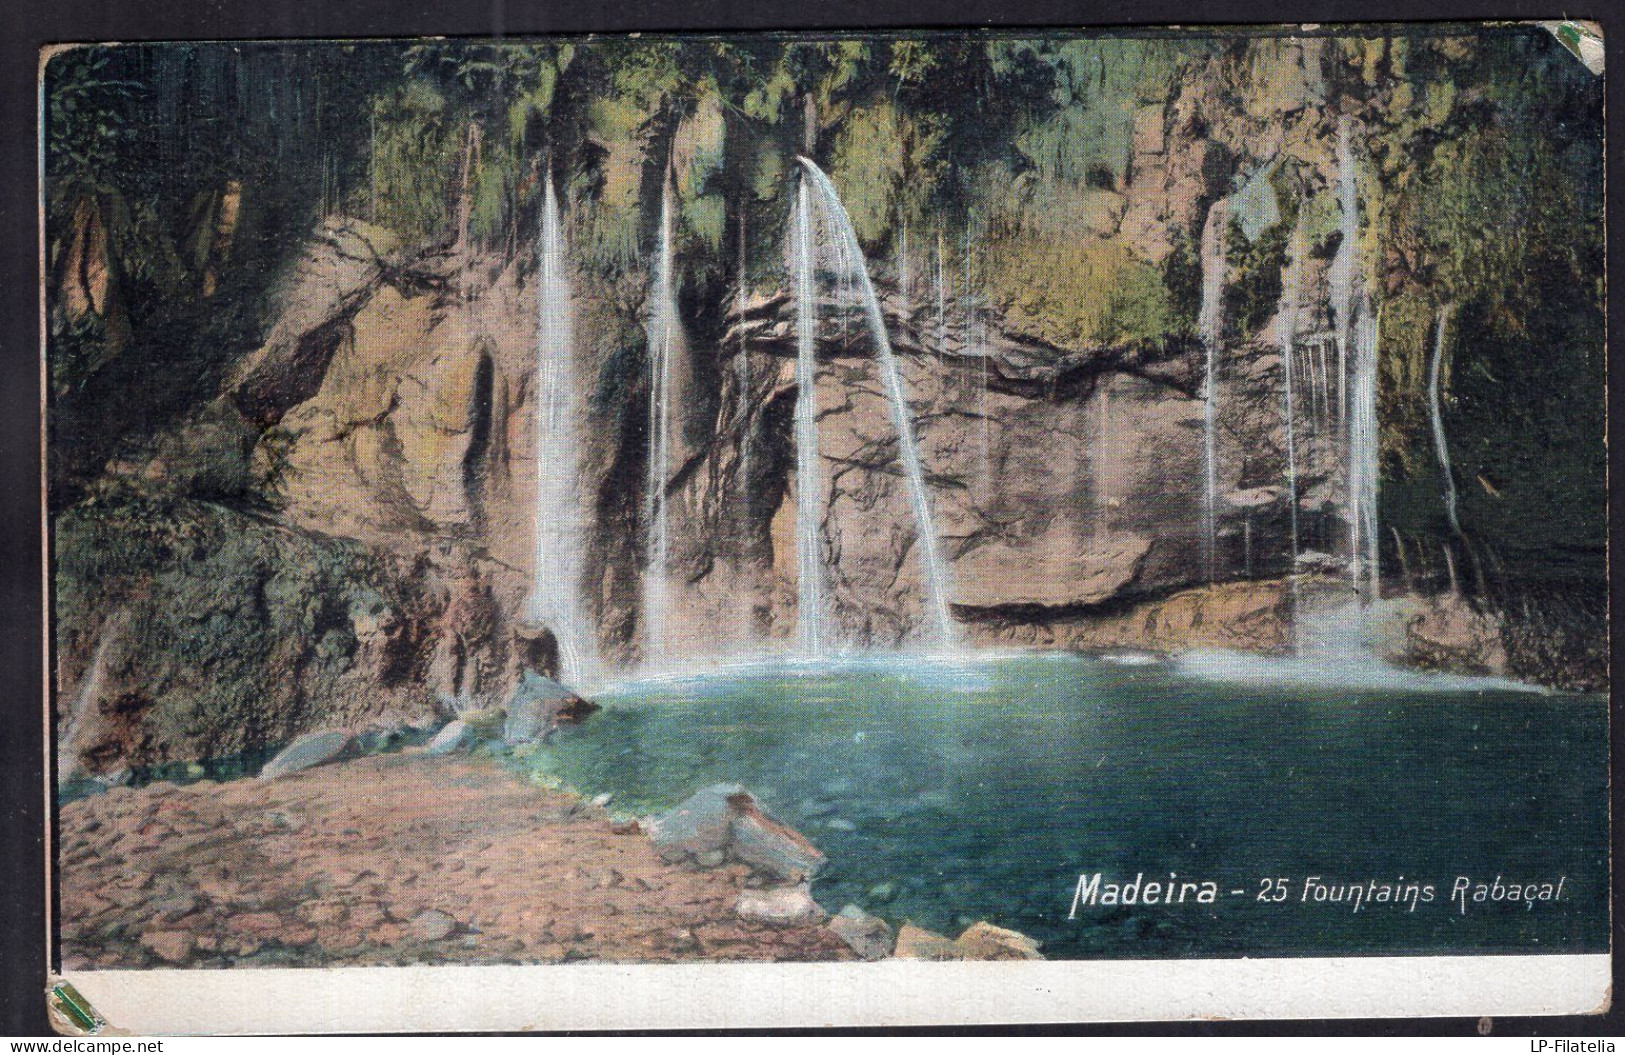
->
43, 21, 1608, 1032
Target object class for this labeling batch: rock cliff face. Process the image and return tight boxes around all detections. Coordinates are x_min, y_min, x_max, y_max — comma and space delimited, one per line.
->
48, 29, 1605, 775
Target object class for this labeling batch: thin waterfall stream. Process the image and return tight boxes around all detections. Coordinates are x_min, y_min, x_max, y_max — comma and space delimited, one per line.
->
1198, 199, 1229, 582
1428, 304, 1462, 537
642, 177, 677, 665
1279, 213, 1304, 622
792, 180, 831, 657
798, 160, 958, 649
526, 174, 601, 685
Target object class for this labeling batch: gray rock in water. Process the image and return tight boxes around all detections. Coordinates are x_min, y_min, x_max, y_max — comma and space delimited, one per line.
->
424, 720, 472, 756
503, 670, 598, 744
647, 783, 742, 863
259, 731, 350, 780
736, 884, 827, 927
829, 904, 894, 960
730, 796, 826, 882
648, 783, 826, 882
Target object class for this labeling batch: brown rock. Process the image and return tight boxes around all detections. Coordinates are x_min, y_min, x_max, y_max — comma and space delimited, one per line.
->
955, 534, 1152, 610
736, 884, 827, 927
892, 923, 960, 961
229, 911, 285, 939
140, 929, 195, 963
953, 920, 1044, 961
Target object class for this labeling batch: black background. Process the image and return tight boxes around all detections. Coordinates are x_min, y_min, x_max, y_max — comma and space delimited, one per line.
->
1, 0, 1620, 1038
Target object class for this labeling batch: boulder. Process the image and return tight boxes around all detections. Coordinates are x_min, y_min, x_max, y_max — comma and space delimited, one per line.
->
502, 670, 597, 744
1382, 593, 1509, 677
954, 920, 1044, 960
258, 731, 350, 780
736, 884, 827, 927
423, 720, 472, 756
647, 783, 740, 863
892, 923, 960, 961
828, 904, 894, 960
646, 783, 826, 882
729, 795, 827, 882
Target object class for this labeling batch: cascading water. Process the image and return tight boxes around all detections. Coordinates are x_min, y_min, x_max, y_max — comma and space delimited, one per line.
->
798, 159, 958, 648
1331, 116, 1381, 599
1427, 304, 1462, 536
525, 175, 601, 685
1278, 216, 1304, 584
965, 232, 992, 501
1347, 299, 1381, 599
642, 176, 677, 665
792, 179, 831, 657
1198, 199, 1229, 582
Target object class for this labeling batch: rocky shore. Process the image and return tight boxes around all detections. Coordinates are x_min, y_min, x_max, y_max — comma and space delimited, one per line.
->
58, 748, 1040, 969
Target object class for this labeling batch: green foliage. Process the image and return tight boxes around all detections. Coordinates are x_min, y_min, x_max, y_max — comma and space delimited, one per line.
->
1222, 212, 1291, 342
1359, 25, 1604, 594
989, 234, 1174, 349
1007, 38, 1183, 190
44, 48, 142, 199
369, 82, 457, 242
1161, 232, 1203, 339
828, 102, 914, 245
55, 486, 391, 755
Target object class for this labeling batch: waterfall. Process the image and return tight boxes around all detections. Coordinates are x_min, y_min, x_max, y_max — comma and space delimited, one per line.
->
525, 175, 601, 685
966, 233, 991, 500
798, 159, 959, 648
642, 177, 676, 665
1279, 216, 1304, 580
792, 180, 831, 657
1348, 299, 1381, 599
1428, 304, 1462, 536
1331, 117, 1381, 599
1198, 199, 1229, 582
1313, 338, 1330, 426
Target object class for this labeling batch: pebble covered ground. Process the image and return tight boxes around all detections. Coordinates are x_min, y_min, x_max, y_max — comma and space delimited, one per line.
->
57, 751, 852, 968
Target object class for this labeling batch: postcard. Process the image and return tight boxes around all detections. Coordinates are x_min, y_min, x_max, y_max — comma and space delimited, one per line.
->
43, 21, 1608, 1032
